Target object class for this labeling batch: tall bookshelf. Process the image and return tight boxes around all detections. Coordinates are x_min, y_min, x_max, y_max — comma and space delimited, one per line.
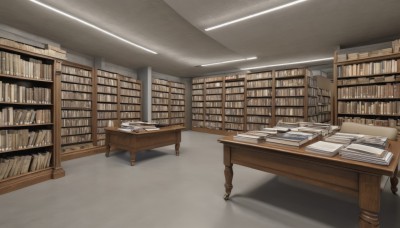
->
96, 70, 119, 146
0, 45, 64, 194
246, 71, 273, 130
316, 76, 332, 123
205, 76, 224, 131
334, 44, 400, 132
60, 62, 95, 158
224, 74, 245, 131
274, 68, 317, 124
119, 75, 141, 123
191, 68, 329, 134
170, 82, 185, 125
192, 78, 205, 128
152, 79, 170, 124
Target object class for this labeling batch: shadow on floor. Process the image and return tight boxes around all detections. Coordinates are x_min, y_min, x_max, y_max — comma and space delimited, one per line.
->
107, 149, 169, 165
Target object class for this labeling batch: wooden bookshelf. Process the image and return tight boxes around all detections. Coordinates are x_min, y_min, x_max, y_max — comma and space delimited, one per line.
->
315, 76, 332, 123
96, 70, 119, 146
334, 45, 400, 132
0, 45, 64, 194
119, 75, 141, 123
191, 68, 329, 135
192, 78, 205, 129
152, 79, 186, 126
170, 82, 185, 125
246, 71, 273, 130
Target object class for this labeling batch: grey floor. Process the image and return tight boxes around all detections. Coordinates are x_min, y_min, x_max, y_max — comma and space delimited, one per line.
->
0, 131, 400, 228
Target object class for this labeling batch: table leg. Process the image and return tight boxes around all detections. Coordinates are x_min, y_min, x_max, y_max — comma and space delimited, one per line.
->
130, 150, 136, 166
175, 143, 180, 156
105, 144, 111, 157
359, 174, 380, 228
224, 164, 233, 200
390, 166, 398, 195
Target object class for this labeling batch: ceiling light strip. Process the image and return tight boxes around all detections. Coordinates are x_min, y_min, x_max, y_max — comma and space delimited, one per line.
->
240, 57, 334, 70
201, 57, 257, 67
29, 0, 158, 54
205, 0, 309, 31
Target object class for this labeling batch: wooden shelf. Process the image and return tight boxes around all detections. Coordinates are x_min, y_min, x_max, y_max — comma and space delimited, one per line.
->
0, 73, 53, 83
0, 123, 53, 128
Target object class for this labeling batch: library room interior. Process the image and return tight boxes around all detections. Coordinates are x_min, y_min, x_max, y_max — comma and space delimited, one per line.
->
1, 0, 400, 227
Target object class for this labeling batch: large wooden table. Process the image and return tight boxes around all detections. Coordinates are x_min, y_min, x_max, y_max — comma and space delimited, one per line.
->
105, 126, 184, 166
219, 136, 399, 228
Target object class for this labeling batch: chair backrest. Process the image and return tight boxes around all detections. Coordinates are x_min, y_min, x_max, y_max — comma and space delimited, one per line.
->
340, 122, 398, 140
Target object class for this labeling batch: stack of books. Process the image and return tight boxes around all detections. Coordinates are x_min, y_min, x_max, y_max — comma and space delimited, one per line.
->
339, 143, 393, 165
119, 121, 160, 132
305, 141, 344, 157
265, 131, 317, 147
354, 135, 388, 149
324, 132, 364, 144
233, 131, 271, 143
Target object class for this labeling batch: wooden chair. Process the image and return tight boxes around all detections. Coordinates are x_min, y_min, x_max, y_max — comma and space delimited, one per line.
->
340, 122, 398, 140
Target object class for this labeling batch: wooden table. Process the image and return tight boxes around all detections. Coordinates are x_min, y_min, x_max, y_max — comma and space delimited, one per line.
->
219, 136, 399, 228
105, 126, 184, 166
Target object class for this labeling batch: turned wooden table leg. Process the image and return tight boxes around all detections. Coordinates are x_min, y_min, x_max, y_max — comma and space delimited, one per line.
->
105, 144, 111, 157
224, 164, 233, 200
130, 150, 137, 166
223, 145, 233, 200
390, 166, 398, 195
175, 143, 180, 156
359, 174, 381, 228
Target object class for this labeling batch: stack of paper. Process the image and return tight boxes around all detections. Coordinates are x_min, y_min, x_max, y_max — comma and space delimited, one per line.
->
234, 131, 268, 143
339, 143, 393, 165
265, 132, 315, 147
324, 132, 364, 144
354, 135, 388, 149
305, 141, 344, 157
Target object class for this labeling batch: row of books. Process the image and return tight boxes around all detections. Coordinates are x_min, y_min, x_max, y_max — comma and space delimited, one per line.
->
61, 126, 91, 136
62, 110, 91, 118
275, 78, 305, 87
62, 66, 91, 77
206, 82, 223, 88
120, 81, 141, 90
97, 85, 117, 94
317, 105, 331, 112
152, 106, 169, 111
152, 112, 168, 119
337, 60, 398, 77
224, 101, 244, 108
206, 109, 222, 114
247, 98, 271, 106
192, 102, 203, 107
152, 84, 169, 92
171, 88, 184, 94
338, 84, 400, 99
121, 97, 140, 103
247, 80, 272, 88
153, 78, 168, 85
338, 75, 400, 86
97, 94, 117, 103
0, 151, 52, 180
225, 123, 244, 131
247, 90, 272, 97
225, 74, 245, 81
318, 96, 330, 104
152, 98, 168, 105
97, 120, 115, 128
0, 129, 52, 151
171, 100, 184, 105
226, 81, 245, 87
121, 112, 141, 119
0, 82, 51, 104
247, 116, 270, 124
337, 117, 400, 128
170, 82, 185, 89
62, 100, 91, 109
276, 69, 310, 77
62, 118, 91, 127
225, 109, 244, 116
171, 106, 185, 111
204, 121, 222, 129
61, 91, 92, 100
317, 113, 331, 123
206, 88, 223, 94
192, 84, 203, 89
192, 90, 203, 95
152, 91, 169, 99
120, 105, 141, 111
120, 89, 140, 97
206, 115, 222, 122
61, 134, 92, 145
171, 112, 184, 118
0, 51, 52, 80
61, 83, 91, 92
97, 103, 117, 110
205, 95, 222, 101
275, 107, 305, 116
247, 107, 272, 115
226, 87, 244, 94
97, 70, 117, 79
276, 116, 305, 123
247, 72, 272, 80
97, 77, 117, 86
97, 112, 117, 119
192, 96, 203, 101
171, 94, 184, 100
170, 118, 185, 124
61, 74, 92, 84
338, 101, 400, 115
0, 108, 51, 126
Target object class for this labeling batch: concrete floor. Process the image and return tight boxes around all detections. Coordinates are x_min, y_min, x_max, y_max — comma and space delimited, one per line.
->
0, 131, 399, 228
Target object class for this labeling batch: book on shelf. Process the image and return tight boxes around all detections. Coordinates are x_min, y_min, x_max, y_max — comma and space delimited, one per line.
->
305, 141, 345, 157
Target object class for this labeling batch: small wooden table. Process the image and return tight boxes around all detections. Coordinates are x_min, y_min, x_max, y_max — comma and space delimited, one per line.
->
219, 136, 399, 228
105, 126, 184, 166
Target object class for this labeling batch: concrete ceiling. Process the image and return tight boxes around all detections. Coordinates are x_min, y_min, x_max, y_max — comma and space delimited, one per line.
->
0, 0, 399, 77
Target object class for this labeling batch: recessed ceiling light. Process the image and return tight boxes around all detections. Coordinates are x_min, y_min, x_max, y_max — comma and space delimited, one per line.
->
205, 0, 309, 31
240, 57, 333, 70
201, 57, 257, 67
30, 0, 158, 54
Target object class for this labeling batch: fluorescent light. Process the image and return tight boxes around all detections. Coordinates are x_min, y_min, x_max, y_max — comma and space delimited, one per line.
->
240, 57, 334, 70
201, 57, 257, 67
29, 0, 158, 54
205, 0, 309, 31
